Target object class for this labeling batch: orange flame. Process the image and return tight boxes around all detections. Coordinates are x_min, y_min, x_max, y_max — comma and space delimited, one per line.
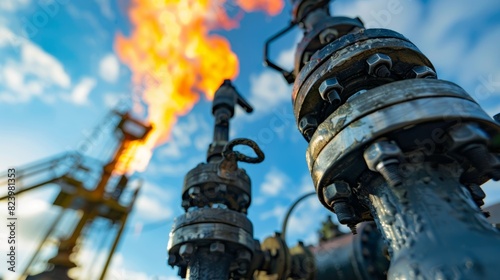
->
114, 0, 284, 173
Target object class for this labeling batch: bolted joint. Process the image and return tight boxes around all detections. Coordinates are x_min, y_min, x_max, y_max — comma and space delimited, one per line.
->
209, 242, 225, 254
319, 78, 343, 105
181, 200, 190, 209
179, 243, 195, 260
188, 186, 201, 199
323, 182, 352, 207
447, 124, 489, 152
332, 201, 358, 232
215, 184, 227, 194
366, 53, 393, 78
364, 141, 403, 171
411, 66, 437, 79
299, 114, 319, 141
319, 28, 339, 44
461, 144, 500, 181
376, 160, 404, 187
236, 249, 252, 275
364, 141, 404, 187
167, 254, 178, 267
468, 184, 486, 207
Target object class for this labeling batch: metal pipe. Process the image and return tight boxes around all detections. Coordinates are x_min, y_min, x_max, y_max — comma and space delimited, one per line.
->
186, 249, 232, 280
99, 187, 140, 280
364, 165, 500, 279
281, 192, 316, 242
271, 0, 500, 279
21, 210, 65, 279
312, 223, 389, 280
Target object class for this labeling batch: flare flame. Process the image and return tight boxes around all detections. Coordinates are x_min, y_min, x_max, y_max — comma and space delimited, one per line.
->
114, 0, 284, 174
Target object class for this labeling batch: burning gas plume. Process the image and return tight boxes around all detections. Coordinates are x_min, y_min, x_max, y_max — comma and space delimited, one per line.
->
114, 0, 284, 174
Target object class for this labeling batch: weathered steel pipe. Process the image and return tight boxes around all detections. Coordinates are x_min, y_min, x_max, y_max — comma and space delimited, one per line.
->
168, 80, 264, 280
312, 222, 389, 280
263, 0, 500, 278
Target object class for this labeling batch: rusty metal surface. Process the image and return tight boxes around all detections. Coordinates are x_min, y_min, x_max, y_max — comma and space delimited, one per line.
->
363, 163, 500, 279
308, 79, 476, 161
310, 96, 497, 202
171, 208, 254, 234
312, 222, 388, 280
292, 29, 435, 130
168, 223, 255, 253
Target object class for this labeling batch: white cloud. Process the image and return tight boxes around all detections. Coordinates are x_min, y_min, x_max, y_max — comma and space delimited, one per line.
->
105, 253, 176, 280
482, 180, 500, 206
99, 54, 120, 83
95, 0, 115, 20
194, 133, 212, 151
65, 77, 97, 105
248, 71, 291, 117
277, 45, 296, 71
103, 92, 130, 108
22, 41, 71, 88
148, 156, 204, 177
260, 168, 288, 196
157, 114, 211, 159
131, 181, 176, 223
0, 27, 16, 47
0, 27, 74, 104
260, 204, 287, 221
0, 0, 31, 12
134, 195, 173, 221
276, 33, 301, 71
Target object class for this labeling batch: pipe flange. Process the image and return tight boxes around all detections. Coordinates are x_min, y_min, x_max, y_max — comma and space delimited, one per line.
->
295, 16, 365, 72
292, 29, 435, 138
171, 208, 253, 235
308, 79, 476, 162
307, 86, 499, 209
168, 222, 256, 261
183, 162, 251, 211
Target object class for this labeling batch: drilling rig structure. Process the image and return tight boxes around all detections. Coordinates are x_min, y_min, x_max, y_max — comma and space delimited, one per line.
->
0, 111, 152, 280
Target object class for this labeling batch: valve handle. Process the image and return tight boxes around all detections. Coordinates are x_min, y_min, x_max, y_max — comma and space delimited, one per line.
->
222, 138, 265, 164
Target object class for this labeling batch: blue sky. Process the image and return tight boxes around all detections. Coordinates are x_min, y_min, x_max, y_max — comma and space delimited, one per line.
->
1, 0, 500, 279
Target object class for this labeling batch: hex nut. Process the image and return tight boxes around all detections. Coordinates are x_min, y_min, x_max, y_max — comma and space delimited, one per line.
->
323, 182, 351, 206
363, 141, 403, 171
319, 78, 343, 104
167, 254, 177, 266
412, 66, 437, 79
237, 250, 252, 262
209, 242, 225, 254
181, 200, 190, 209
366, 53, 392, 76
179, 243, 195, 259
319, 28, 339, 44
299, 115, 319, 139
447, 124, 489, 151
188, 186, 201, 198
